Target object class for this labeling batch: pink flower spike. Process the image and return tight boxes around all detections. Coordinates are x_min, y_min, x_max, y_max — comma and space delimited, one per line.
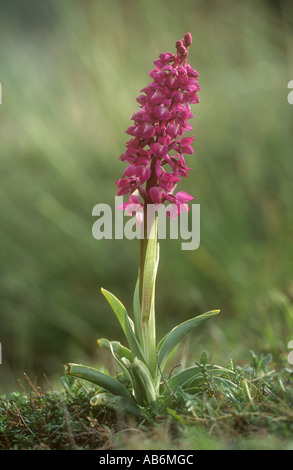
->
116, 33, 199, 216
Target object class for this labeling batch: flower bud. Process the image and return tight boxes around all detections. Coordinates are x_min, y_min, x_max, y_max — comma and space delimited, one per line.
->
184, 32, 192, 47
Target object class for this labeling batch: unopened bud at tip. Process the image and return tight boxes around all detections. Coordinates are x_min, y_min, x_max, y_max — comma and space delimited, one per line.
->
184, 32, 192, 47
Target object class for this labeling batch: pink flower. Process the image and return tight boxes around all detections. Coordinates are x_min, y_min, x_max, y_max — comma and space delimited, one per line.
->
116, 33, 200, 217
163, 191, 194, 218
116, 193, 144, 228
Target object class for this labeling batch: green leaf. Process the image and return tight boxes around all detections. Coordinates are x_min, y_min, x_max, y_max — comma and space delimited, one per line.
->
97, 338, 132, 361
166, 365, 203, 391
157, 310, 220, 374
166, 364, 234, 392
129, 357, 158, 406
97, 338, 132, 384
66, 363, 133, 400
101, 288, 134, 335
183, 376, 238, 396
101, 288, 146, 363
133, 272, 143, 347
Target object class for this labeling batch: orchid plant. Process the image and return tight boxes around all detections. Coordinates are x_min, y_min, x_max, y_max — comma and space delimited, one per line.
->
66, 34, 222, 415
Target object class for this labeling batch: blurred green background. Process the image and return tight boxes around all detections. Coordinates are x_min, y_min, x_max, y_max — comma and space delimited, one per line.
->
1, 0, 293, 392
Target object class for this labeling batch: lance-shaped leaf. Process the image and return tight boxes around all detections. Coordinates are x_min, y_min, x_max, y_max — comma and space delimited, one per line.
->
97, 338, 132, 361
133, 272, 143, 347
97, 338, 132, 384
157, 310, 220, 374
165, 364, 233, 393
128, 357, 158, 406
66, 363, 133, 400
101, 288, 146, 363
165, 365, 203, 392
183, 375, 238, 396
97, 337, 156, 403
101, 288, 134, 334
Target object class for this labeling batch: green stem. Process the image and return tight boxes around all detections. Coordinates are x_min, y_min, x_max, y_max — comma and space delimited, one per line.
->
139, 202, 148, 305
139, 154, 157, 300
139, 207, 158, 378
